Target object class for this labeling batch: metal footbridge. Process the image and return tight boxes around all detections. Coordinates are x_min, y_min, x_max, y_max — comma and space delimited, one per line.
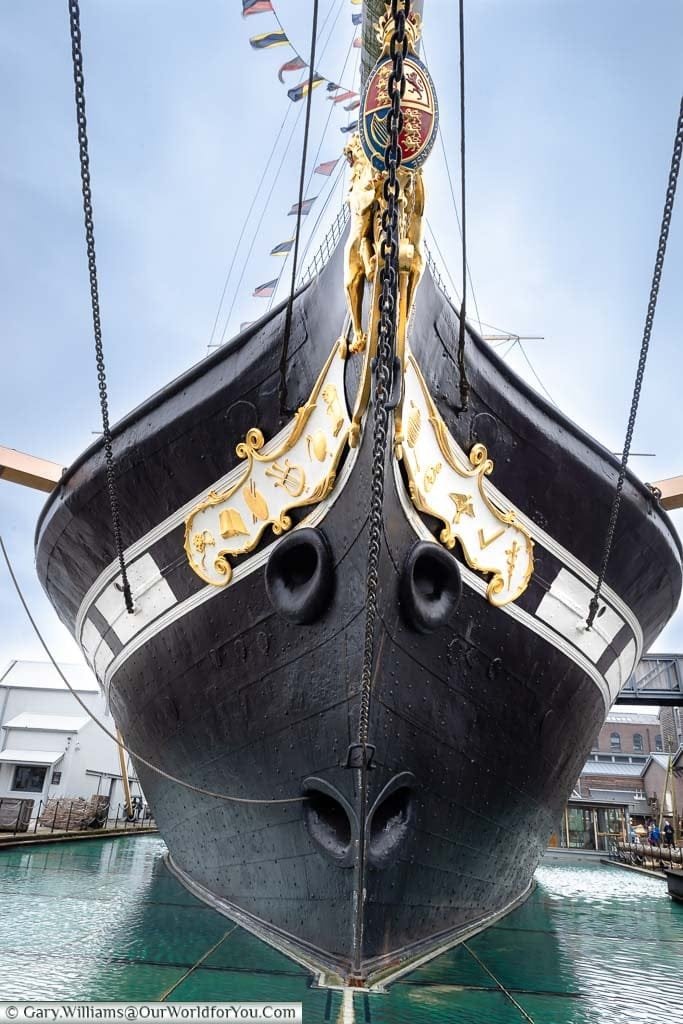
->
616, 652, 683, 705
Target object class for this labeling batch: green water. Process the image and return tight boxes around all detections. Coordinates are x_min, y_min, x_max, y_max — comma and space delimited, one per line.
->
0, 836, 681, 1022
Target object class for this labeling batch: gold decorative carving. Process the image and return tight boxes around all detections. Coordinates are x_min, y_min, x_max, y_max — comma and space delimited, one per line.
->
306, 431, 328, 462
219, 509, 248, 539
451, 492, 475, 524
265, 460, 306, 497
423, 462, 442, 493
401, 351, 534, 606
184, 340, 351, 586
243, 479, 269, 523
322, 384, 345, 437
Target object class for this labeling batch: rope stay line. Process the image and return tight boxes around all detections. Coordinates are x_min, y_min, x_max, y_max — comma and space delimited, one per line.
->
351, 0, 411, 977
586, 96, 683, 629
278, 0, 320, 415
0, 537, 304, 806
67, 0, 133, 616
456, 0, 469, 411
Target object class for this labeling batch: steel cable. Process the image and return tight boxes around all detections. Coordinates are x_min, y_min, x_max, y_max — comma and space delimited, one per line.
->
67, 0, 133, 615
587, 97, 683, 628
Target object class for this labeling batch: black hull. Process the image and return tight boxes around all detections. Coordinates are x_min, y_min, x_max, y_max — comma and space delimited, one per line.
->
35, 229, 681, 982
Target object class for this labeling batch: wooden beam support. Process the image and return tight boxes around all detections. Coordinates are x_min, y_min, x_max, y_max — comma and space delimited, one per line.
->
652, 476, 683, 512
0, 445, 64, 494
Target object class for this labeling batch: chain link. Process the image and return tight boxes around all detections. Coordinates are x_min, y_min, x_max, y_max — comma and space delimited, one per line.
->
358, 0, 409, 750
587, 97, 683, 628
67, 0, 133, 615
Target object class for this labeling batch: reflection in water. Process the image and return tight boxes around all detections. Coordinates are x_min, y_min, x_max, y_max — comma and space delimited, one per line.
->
0, 839, 680, 1020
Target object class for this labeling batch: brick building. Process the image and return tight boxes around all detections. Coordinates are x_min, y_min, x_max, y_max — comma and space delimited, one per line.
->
593, 711, 663, 755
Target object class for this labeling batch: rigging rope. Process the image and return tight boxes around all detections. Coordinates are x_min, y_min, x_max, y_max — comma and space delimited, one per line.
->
456, 0, 469, 411
0, 537, 304, 806
67, 0, 133, 615
587, 96, 683, 629
278, 0, 320, 416
352, 0, 410, 976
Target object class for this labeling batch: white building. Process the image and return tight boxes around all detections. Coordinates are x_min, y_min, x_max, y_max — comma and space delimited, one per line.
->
0, 660, 141, 816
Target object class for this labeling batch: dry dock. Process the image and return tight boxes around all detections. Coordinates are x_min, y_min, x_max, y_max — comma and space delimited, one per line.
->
0, 836, 681, 1022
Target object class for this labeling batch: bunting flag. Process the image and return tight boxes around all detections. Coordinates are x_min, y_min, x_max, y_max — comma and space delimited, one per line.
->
344, 99, 360, 112
328, 89, 357, 105
288, 197, 317, 216
278, 55, 306, 82
352, 12, 362, 25
351, 0, 361, 5
340, 121, 358, 134
314, 158, 340, 176
242, 0, 273, 15
352, 37, 362, 48
270, 238, 294, 256
287, 74, 324, 102
250, 30, 289, 49
253, 279, 279, 297
326, 81, 341, 92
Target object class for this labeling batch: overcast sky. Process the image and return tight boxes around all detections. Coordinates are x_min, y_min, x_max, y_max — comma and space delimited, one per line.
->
1, 0, 682, 680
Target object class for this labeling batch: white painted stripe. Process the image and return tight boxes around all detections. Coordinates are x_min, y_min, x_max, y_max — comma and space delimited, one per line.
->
95, 553, 176, 645
102, 437, 360, 694
485, 477, 643, 662
75, 317, 353, 645
340, 988, 355, 1024
94, 637, 115, 682
393, 460, 614, 708
81, 618, 102, 666
606, 638, 638, 698
536, 568, 625, 666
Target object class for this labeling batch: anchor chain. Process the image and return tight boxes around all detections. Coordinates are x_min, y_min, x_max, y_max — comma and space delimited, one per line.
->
358, 0, 409, 751
67, 0, 134, 615
351, 0, 410, 977
587, 96, 683, 628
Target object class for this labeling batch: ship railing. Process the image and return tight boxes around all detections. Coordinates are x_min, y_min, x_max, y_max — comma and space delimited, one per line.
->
0, 796, 157, 840
299, 205, 350, 287
297, 203, 455, 314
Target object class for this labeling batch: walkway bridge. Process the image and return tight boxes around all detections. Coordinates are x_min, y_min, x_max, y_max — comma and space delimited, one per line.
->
616, 653, 683, 706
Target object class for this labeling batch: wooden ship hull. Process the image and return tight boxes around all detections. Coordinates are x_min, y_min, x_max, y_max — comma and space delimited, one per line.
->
34, 229, 682, 983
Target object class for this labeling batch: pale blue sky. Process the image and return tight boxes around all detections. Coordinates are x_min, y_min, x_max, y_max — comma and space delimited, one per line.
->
1, 0, 682, 672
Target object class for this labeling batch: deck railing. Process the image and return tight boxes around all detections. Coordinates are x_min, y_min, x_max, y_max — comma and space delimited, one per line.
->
0, 796, 156, 839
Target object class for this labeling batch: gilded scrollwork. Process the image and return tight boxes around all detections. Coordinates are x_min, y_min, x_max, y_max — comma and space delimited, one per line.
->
401, 350, 534, 606
184, 340, 351, 587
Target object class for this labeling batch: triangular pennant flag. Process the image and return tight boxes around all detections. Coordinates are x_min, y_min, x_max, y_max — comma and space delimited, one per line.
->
270, 239, 295, 256
326, 81, 341, 92
288, 197, 317, 216
344, 99, 360, 112
314, 158, 340, 176
278, 55, 307, 82
340, 121, 359, 134
328, 89, 357, 104
352, 37, 361, 48
287, 75, 325, 102
242, 0, 273, 16
250, 30, 289, 49
352, 12, 362, 26
253, 279, 279, 297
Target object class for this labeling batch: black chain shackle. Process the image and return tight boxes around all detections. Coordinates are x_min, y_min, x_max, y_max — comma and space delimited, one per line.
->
67, 0, 134, 615
358, 0, 410, 752
587, 96, 683, 628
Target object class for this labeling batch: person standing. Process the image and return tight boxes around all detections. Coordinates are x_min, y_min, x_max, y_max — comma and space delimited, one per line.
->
663, 820, 675, 848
